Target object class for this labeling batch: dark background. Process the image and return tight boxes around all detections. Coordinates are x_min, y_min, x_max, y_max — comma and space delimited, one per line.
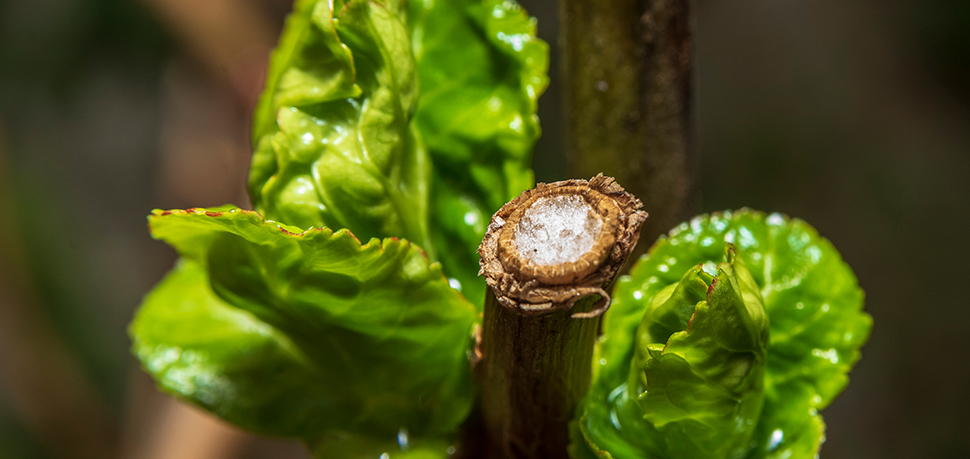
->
1, 0, 968, 458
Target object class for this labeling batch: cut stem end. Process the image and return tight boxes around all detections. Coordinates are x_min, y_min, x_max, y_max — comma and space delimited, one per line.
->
479, 174, 648, 316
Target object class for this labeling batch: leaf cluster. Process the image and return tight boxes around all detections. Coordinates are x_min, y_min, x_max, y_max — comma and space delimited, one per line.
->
131, 0, 546, 456
573, 210, 872, 459
130, 2, 870, 457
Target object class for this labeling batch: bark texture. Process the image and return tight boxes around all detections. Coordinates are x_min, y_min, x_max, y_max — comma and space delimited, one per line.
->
476, 291, 600, 459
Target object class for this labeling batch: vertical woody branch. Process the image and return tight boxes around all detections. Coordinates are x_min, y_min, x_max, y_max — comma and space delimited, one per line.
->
475, 175, 647, 458
560, 0, 693, 260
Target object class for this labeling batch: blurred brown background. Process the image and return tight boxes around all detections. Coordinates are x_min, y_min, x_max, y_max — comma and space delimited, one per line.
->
0, 0, 967, 458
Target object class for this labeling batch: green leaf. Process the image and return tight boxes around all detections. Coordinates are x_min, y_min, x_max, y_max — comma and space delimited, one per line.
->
409, 0, 549, 305
134, 207, 478, 445
630, 248, 768, 458
249, 0, 432, 252
131, 258, 337, 439
576, 245, 769, 459
248, 0, 549, 307
575, 209, 872, 459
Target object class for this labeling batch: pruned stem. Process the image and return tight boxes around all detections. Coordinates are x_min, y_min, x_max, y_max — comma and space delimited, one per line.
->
476, 290, 600, 458
474, 175, 647, 458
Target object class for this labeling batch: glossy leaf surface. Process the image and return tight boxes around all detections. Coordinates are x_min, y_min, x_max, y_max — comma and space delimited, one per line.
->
132, 258, 334, 439
249, 0, 432, 251
409, 0, 549, 305
575, 209, 872, 459
632, 248, 768, 458
133, 207, 478, 448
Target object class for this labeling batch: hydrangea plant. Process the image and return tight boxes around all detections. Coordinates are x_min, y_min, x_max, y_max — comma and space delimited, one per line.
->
130, 1, 870, 458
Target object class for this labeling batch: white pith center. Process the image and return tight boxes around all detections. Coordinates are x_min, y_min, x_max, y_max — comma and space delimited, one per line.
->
513, 195, 602, 266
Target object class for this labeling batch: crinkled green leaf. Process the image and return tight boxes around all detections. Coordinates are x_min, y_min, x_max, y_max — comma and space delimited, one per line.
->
133, 207, 478, 447
248, 0, 549, 308
575, 246, 769, 459
131, 259, 337, 439
249, 0, 432, 252
575, 209, 872, 459
409, 0, 549, 305
631, 248, 768, 458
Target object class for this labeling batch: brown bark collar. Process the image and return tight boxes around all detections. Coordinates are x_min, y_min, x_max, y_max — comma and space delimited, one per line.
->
474, 175, 646, 458
560, 0, 695, 263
